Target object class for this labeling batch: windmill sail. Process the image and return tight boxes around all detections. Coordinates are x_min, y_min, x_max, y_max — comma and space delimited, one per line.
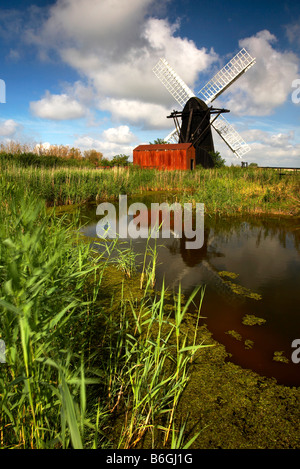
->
152, 58, 194, 108
152, 49, 255, 158
164, 128, 179, 144
199, 48, 256, 105
212, 115, 250, 158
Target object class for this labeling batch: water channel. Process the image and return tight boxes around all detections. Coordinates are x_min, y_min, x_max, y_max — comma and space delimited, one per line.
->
79, 193, 300, 387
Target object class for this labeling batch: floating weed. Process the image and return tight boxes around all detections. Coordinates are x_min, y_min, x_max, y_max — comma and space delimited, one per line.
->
223, 280, 262, 300
242, 314, 266, 326
273, 351, 289, 364
226, 330, 243, 341
218, 271, 239, 279
244, 339, 254, 349
226, 331, 254, 349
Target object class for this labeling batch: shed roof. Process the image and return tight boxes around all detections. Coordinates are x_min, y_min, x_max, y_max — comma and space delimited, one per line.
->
133, 143, 193, 151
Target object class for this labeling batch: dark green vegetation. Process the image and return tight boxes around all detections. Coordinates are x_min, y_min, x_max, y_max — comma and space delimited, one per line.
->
208, 151, 226, 168
0, 154, 299, 449
0, 151, 93, 169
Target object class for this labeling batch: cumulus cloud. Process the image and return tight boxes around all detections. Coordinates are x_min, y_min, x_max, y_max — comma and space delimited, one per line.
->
241, 128, 295, 147
213, 125, 300, 167
142, 18, 217, 86
247, 141, 300, 167
102, 125, 136, 144
57, 17, 216, 111
75, 135, 135, 159
0, 119, 20, 137
26, 0, 218, 129
100, 98, 172, 129
74, 124, 139, 159
30, 91, 87, 120
216, 30, 299, 116
30, 0, 153, 52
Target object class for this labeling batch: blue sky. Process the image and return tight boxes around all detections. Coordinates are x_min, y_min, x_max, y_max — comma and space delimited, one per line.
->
0, 0, 300, 166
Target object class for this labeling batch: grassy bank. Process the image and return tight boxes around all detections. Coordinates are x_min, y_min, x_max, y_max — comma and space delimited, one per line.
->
1, 156, 299, 215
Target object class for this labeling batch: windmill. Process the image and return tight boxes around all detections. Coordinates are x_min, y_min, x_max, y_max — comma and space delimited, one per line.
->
152, 48, 256, 168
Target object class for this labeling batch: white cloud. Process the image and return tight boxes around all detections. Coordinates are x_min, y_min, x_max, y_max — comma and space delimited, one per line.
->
0, 119, 20, 137
241, 128, 295, 147
102, 125, 136, 144
30, 91, 87, 120
214, 126, 300, 167
142, 18, 218, 86
34, 142, 51, 153
247, 142, 300, 167
100, 98, 172, 130
74, 124, 139, 158
33, 0, 154, 51
242, 127, 300, 166
27, 0, 218, 128
75, 134, 134, 159
217, 30, 299, 116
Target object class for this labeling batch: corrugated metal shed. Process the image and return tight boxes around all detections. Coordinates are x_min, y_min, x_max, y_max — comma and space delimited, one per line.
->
133, 143, 196, 170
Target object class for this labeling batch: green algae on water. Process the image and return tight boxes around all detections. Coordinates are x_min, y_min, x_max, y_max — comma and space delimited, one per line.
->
244, 339, 254, 349
226, 330, 243, 341
273, 351, 289, 364
223, 280, 262, 300
218, 271, 239, 279
175, 325, 300, 450
242, 314, 266, 326
218, 271, 262, 300
226, 332, 254, 349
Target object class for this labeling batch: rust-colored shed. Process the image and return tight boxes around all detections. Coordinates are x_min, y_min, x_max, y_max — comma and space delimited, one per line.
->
133, 143, 196, 170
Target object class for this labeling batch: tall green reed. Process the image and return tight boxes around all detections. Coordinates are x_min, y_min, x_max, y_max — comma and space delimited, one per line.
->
0, 180, 210, 449
107, 276, 209, 449
0, 185, 106, 448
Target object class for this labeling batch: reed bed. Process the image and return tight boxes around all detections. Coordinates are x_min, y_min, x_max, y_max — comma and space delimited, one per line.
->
0, 178, 207, 449
1, 157, 299, 215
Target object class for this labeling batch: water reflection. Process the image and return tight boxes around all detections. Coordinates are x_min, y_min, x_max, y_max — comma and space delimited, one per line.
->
80, 199, 300, 386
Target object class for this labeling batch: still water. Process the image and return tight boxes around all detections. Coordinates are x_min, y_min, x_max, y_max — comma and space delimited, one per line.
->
80, 194, 300, 387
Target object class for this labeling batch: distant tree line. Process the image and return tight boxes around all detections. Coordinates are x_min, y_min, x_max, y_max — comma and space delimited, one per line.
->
0, 141, 130, 168
99, 154, 130, 167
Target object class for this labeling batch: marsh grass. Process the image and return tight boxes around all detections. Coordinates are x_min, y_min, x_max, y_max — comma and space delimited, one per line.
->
0, 186, 106, 448
109, 280, 208, 449
0, 180, 209, 449
1, 157, 299, 215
